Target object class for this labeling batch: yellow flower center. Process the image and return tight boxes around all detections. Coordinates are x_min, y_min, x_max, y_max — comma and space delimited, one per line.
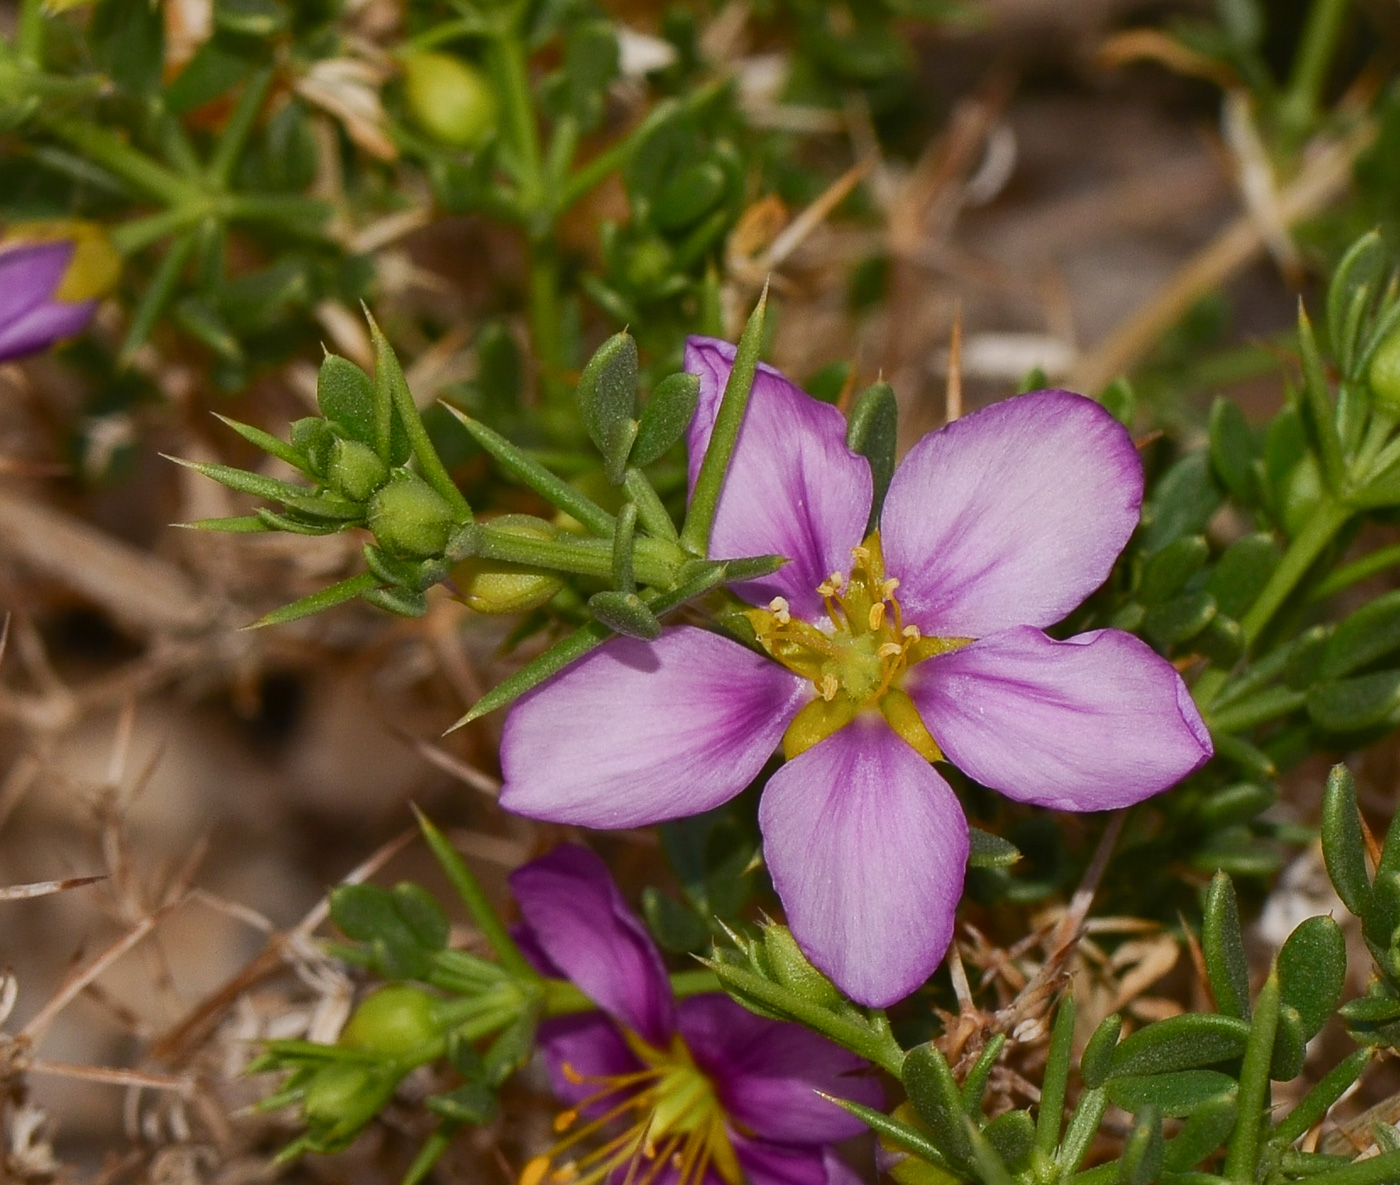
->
521, 1033, 742, 1185
743, 532, 970, 760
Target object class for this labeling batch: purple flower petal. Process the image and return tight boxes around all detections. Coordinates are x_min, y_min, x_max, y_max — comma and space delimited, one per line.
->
758, 720, 969, 1008
731, 1136, 833, 1185
536, 1013, 644, 1112
677, 995, 881, 1144
0, 242, 70, 325
500, 627, 808, 829
684, 337, 872, 619
0, 296, 95, 363
510, 845, 675, 1046
881, 390, 1142, 637
909, 625, 1213, 811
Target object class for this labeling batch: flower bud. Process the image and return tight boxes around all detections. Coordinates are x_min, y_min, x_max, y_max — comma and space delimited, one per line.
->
762, 924, 843, 1008
401, 52, 498, 150
5, 219, 121, 303
367, 470, 456, 559
327, 437, 389, 502
340, 985, 445, 1061
0, 220, 121, 363
1369, 326, 1400, 411
451, 514, 563, 614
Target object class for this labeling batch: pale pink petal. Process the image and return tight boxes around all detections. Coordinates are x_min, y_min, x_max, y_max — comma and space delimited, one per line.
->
500, 627, 808, 829
510, 845, 675, 1045
909, 625, 1212, 811
677, 995, 880, 1144
758, 720, 968, 1008
881, 390, 1142, 637
685, 337, 872, 619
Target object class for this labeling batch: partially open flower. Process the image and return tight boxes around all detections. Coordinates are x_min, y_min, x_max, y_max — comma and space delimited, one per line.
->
500, 340, 1212, 1008
0, 221, 119, 363
511, 846, 881, 1185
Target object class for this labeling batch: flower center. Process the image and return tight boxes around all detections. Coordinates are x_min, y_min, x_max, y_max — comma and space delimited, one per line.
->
744, 533, 969, 760
521, 1033, 742, 1185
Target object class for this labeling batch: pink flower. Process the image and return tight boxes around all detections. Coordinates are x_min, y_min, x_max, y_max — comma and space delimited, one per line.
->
499, 338, 1211, 1008
0, 225, 117, 362
511, 846, 880, 1185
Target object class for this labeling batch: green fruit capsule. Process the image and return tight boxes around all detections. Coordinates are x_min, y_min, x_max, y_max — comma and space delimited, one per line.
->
367, 471, 455, 559
340, 985, 444, 1060
401, 52, 499, 150
451, 514, 563, 614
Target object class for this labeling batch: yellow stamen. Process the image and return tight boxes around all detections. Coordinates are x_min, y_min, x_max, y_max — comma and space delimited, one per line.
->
768, 596, 791, 625
868, 602, 886, 630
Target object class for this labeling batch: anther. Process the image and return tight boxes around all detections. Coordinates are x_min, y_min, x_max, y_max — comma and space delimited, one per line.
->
868, 602, 886, 630
563, 1063, 585, 1084
850, 546, 870, 566
767, 596, 791, 625
903, 625, 922, 641
881, 578, 900, 598
556, 1110, 579, 1133
819, 674, 839, 701
877, 642, 903, 658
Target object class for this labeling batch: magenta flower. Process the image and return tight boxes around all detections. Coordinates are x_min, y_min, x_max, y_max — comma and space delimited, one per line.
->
511, 845, 881, 1185
500, 339, 1212, 1007
0, 237, 106, 363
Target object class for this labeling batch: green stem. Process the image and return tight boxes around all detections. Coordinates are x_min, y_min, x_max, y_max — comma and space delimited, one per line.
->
624, 468, 679, 544
557, 135, 635, 211
119, 232, 197, 364
1223, 972, 1279, 1183
415, 809, 536, 982
402, 14, 493, 52
475, 525, 680, 588
1194, 497, 1350, 710
1280, 0, 1350, 149
1303, 1151, 1400, 1185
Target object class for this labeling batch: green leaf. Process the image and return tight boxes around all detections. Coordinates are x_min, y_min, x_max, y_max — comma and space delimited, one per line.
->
960, 1033, 1005, 1113
391, 883, 450, 952
1140, 537, 1209, 605
632, 372, 700, 467
847, 381, 898, 533
1207, 533, 1280, 620
1141, 452, 1224, 553
642, 888, 710, 953
246, 572, 380, 628
318, 355, 378, 447
1268, 1004, 1308, 1080
1165, 1095, 1237, 1172
1107, 1014, 1250, 1078
1328, 231, 1386, 374
577, 332, 639, 473
681, 291, 767, 556
827, 1098, 952, 1172
1297, 305, 1346, 492
1271, 1048, 1370, 1148
1308, 670, 1400, 732
1143, 591, 1216, 648
901, 1043, 973, 1170
983, 1110, 1035, 1173
1203, 872, 1251, 1020
1321, 590, 1400, 679
587, 590, 662, 640
1081, 1014, 1122, 1089
1106, 1071, 1236, 1118
968, 828, 1021, 869
1118, 1106, 1164, 1185
1209, 398, 1258, 503
1278, 916, 1345, 1038
1037, 1000, 1075, 1156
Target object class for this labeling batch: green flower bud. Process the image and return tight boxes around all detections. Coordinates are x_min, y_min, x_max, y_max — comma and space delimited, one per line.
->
328, 437, 390, 502
401, 52, 498, 150
762, 924, 843, 1008
302, 1064, 373, 1127
340, 985, 445, 1061
367, 470, 455, 559
1369, 326, 1400, 411
451, 514, 563, 614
